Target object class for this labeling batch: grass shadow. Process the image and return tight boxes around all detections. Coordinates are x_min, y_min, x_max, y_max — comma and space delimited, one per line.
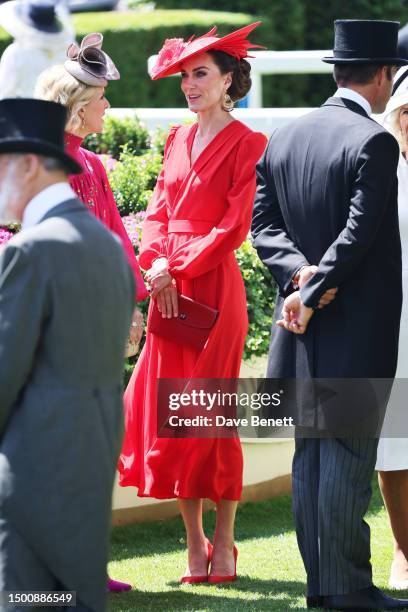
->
110, 493, 296, 562
108, 578, 310, 611
111, 477, 385, 563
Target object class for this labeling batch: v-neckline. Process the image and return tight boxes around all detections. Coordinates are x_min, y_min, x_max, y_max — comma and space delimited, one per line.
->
188, 120, 237, 169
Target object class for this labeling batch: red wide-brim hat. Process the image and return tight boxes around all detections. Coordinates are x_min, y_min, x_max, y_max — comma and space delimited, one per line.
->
150, 21, 263, 80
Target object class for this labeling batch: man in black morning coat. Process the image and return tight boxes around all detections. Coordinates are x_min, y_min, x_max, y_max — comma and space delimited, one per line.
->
252, 20, 408, 611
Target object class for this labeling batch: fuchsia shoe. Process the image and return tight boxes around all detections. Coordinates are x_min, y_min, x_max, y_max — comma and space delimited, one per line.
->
107, 577, 132, 592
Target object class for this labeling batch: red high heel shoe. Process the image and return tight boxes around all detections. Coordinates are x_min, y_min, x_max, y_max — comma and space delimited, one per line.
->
180, 539, 213, 584
208, 545, 238, 583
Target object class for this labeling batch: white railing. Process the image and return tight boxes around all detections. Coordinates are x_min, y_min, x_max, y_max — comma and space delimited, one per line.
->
109, 50, 335, 137
109, 107, 315, 136
147, 49, 333, 107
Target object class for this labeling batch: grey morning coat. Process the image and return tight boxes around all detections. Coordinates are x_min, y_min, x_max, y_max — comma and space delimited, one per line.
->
0, 197, 135, 611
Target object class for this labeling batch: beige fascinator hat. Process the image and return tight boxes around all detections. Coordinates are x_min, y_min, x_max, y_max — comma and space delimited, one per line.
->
64, 32, 120, 87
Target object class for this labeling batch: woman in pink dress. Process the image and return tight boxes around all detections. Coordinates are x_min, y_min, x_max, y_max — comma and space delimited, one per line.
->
119, 23, 267, 583
35, 33, 148, 593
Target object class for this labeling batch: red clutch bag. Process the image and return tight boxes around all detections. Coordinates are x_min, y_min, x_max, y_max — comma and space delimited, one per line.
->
148, 294, 218, 350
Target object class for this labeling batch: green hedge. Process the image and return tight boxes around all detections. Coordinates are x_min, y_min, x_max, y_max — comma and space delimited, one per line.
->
0, 10, 264, 107
152, 1, 408, 106
1, 4, 407, 107
0, 8, 307, 107
74, 10, 270, 108
302, 0, 408, 106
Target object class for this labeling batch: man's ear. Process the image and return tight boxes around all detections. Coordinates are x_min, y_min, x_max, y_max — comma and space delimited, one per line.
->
377, 65, 390, 86
21, 154, 41, 181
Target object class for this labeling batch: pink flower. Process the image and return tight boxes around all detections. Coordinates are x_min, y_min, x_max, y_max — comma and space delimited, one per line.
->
151, 38, 188, 78
97, 154, 118, 172
122, 214, 144, 248
105, 156, 118, 172
0, 228, 13, 246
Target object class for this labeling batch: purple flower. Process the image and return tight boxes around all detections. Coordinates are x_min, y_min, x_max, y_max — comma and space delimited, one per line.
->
97, 154, 118, 172
122, 213, 144, 248
0, 228, 13, 246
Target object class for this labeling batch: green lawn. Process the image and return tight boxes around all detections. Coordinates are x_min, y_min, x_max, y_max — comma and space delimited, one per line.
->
108, 480, 399, 611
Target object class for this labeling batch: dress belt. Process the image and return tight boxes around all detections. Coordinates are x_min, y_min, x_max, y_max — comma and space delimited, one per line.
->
168, 220, 214, 234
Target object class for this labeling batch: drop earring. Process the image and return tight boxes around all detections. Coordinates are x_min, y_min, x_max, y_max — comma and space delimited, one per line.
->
223, 91, 234, 112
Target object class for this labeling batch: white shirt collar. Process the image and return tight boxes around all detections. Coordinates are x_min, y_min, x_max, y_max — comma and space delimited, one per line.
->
22, 182, 77, 230
334, 87, 372, 116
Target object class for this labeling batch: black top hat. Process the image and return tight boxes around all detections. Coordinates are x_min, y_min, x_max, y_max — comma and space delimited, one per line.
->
0, 99, 81, 174
322, 20, 408, 65
16, 0, 62, 34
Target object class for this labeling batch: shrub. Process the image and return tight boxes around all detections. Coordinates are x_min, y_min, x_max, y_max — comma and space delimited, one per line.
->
149, 126, 168, 156
236, 240, 275, 360
83, 114, 150, 158
108, 146, 163, 216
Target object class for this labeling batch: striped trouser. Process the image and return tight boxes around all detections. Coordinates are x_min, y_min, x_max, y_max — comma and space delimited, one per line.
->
292, 436, 378, 597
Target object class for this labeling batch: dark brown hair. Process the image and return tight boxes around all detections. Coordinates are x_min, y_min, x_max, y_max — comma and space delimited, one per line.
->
333, 63, 393, 87
207, 49, 252, 101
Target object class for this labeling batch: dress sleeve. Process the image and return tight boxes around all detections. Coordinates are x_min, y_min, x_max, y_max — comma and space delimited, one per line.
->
138, 126, 179, 271
97, 158, 148, 302
167, 131, 267, 280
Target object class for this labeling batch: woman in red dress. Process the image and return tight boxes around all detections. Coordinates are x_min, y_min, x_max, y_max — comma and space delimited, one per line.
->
119, 23, 267, 582
35, 33, 148, 593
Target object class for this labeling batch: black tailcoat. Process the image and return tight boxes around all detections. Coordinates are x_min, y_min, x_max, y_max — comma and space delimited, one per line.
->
252, 97, 402, 382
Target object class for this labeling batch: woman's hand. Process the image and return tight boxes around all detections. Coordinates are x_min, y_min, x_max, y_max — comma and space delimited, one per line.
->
129, 307, 144, 345
155, 280, 178, 318
125, 307, 144, 357
149, 271, 174, 297
145, 257, 169, 283
145, 257, 175, 297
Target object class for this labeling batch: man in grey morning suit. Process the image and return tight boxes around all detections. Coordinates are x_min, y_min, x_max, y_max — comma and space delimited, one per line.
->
0, 99, 134, 611
252, 21, 408, 611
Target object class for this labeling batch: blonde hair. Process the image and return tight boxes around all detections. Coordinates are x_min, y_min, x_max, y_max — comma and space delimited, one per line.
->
34, 64, 98, 133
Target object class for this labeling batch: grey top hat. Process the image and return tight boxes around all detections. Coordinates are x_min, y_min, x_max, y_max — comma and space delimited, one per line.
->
323, 19, 408, 66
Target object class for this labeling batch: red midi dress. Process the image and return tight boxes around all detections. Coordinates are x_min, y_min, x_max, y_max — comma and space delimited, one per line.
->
65, 132, 148, 301
118, 120, 267, 502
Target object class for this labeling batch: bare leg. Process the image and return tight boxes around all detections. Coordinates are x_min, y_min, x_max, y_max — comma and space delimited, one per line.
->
210, 499, 238, 576
378, 470, 408, 586
178, 498, 209, 577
